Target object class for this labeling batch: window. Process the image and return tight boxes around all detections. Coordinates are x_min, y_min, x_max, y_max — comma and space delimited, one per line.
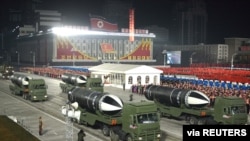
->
145, 76, 149, 83
128, 76, 133, 84
137, 76, 141, 84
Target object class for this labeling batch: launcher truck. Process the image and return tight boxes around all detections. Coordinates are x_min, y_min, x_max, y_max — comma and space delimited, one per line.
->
59, 73, 103, 93
0, 64, 14, 79
62, 87, 161, 141
9, 74, 48, 101
144, 85, 248, 125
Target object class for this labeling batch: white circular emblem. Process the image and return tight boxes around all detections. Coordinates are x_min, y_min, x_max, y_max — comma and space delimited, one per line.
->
97, 21, 104, 28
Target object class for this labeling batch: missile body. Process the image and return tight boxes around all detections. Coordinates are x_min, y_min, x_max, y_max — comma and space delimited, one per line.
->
10, 74, 32, 86
61, 73, 87, 85
68, 87, 123, 115
144, 85, 210, 108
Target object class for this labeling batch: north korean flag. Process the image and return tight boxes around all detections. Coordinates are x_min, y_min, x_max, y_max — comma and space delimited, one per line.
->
90, 17, 118, 32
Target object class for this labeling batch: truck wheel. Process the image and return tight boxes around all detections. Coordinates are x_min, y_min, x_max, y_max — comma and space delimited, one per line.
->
110, 130, 119, 141
189, 116, 198, 125
102, 125, 110, 136
126, 135, 133, 141
197, 118, 205, 125
23, 94, 27, 100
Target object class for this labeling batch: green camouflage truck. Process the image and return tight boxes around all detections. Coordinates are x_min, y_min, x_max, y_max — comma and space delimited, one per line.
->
0, 64, 14, 79
62, 87, 161, 141
144, 85, 248, 125
9, 74, 48, 102
59, 73, 103, 93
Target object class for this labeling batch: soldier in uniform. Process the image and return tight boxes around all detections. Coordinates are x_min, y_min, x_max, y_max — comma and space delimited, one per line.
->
78, 129, 86, 141
39, 116, 43, 135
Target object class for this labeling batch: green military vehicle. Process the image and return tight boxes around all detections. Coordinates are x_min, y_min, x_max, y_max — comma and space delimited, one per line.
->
0, 64, 14, 79
59, 73, 103, 93
9, 74, 48, 102
110, 101, 161, 141
62, 88, 161, 141
144, 85, 248, 125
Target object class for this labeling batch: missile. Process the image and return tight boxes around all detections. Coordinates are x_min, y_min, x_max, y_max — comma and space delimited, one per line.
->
67, 87, 123, 115
10, 74, 32, 86
144, 85, 210, 108
61, 73, 87, 85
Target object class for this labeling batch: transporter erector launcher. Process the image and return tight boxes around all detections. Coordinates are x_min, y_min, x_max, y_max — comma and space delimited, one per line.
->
144, 85, 210, 108
144, 85, 248, 125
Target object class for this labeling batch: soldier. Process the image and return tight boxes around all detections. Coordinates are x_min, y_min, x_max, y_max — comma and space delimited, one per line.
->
129, 94, 133, 101
78, 129, 86, 141
39, 116, 43, 135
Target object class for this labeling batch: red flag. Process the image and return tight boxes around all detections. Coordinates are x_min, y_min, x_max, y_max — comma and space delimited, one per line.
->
90, 17, 118, 32
100, 43, 115, 53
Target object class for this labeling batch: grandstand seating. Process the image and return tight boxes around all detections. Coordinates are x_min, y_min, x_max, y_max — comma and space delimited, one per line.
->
157, 67, 250, 90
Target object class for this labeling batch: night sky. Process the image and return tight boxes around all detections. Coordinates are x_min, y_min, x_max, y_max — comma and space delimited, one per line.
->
1, 0, 250, 44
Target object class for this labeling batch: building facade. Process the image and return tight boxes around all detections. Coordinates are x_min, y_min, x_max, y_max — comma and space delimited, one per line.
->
12, 26, 156, 66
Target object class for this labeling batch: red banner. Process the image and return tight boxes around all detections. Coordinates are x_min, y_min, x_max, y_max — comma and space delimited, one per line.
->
90, 18, 118, 32
100, 43, 115, 53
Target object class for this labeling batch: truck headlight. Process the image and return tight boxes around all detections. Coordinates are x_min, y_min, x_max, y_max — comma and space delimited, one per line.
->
44, 95, 48, 98
157, 134, 161, 138
138, 137, 143, 140
33, 96, 37, 99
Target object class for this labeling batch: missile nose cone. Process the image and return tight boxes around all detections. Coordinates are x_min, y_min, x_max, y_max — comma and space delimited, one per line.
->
76, 77, 86, 84
187, 97, 210, 105
100, 102, 123, 111
22, 79, 29, 85
99, 95, 123, 112
187, 90, 210, 107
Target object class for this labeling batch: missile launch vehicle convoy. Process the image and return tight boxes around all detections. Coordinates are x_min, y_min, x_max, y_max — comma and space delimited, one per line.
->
9, 74, 48, 101
59, 73, 103, 93
62, 87, 161, 141
144, 85, 248, 125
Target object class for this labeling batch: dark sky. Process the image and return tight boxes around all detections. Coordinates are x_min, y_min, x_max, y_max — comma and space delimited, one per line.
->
2, 0, 250, 44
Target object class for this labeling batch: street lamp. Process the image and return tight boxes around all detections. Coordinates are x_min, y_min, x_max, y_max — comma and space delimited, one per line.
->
16, 51, 20, 66
190, 52, 196, 66
30, 51, 35, 67
162, 50, 167, 66
231, 53, 237, 70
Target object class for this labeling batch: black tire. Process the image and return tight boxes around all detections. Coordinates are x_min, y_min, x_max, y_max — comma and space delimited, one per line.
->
126, 135, 133, 141
110, 130, 119, 141
189, 116, 198, 125
197, 118, 205, 125
23, 94, 27, 100
102, 125, 110, 136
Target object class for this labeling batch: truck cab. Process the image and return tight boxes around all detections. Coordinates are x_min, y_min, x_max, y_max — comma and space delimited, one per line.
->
60, 77, 103, 93
28, 79, 48, 101
111, 101, 161, 141
212, 96, 248, 125
0, 65, 14, 79
84, 78, 104, 93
